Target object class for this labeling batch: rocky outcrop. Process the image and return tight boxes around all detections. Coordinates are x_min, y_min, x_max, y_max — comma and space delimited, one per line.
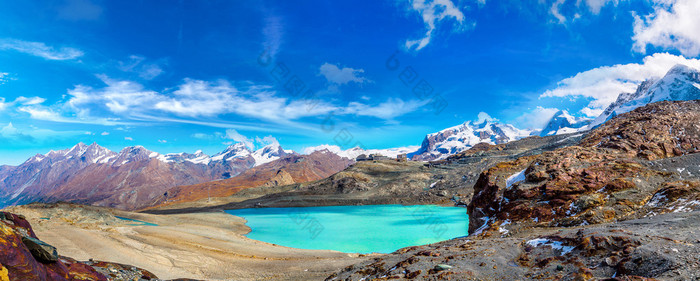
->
329, 207, 700, 280
0, 211, 157, 281
468, 100, 700, 235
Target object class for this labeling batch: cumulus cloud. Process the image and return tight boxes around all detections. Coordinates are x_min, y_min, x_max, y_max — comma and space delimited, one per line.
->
475, 112, 497, 124
0, 39, 83, 60
224, 129, 254, 149
255, 135, 280, 147
0, 72, 9, 85
514, 106, 561, 130
632, 0, 700, 57
303, 144, 343, 155
101, 131, 109, 136
319, 63, 370, 85
540, 53, 700, 116
124, 137, 133, 141
404, 0, 468, 51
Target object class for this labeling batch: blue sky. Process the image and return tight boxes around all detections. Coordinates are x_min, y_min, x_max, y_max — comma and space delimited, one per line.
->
1, 0, 699, 165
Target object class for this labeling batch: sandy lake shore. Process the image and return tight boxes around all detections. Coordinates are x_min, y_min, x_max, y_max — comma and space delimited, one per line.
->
3, 203, 370, 280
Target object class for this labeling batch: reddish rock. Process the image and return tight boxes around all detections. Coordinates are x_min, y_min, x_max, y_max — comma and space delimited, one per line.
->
0, 211, 157, 281
468, 101, 700, 235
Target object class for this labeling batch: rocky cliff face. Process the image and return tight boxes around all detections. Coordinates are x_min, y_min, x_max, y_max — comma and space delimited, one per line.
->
0, 211, 157, 280
468, 100, 700, 235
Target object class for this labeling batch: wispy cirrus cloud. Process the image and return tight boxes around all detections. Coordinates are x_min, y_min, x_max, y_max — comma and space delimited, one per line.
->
344, 98, 428, 120
118, 55, 165, 80
403, 0, 469, 51
12, 75, 425, 133
0, 39, 83, 60
0, 122, 91, 143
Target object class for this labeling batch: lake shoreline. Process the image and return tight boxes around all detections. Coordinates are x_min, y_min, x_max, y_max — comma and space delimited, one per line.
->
225, 204, 470, 254
3, 202, 370, 280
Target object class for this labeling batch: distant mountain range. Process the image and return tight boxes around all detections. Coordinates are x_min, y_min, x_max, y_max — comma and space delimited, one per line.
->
1, 64, 698, 210
408, 120, 532, 161
547, 63, 700, 134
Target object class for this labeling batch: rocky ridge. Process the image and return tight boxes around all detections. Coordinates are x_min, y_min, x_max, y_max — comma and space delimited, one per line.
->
331, 100, 700, 280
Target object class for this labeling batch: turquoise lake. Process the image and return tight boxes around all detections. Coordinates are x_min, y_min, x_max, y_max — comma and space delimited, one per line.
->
225, 204, 469, 253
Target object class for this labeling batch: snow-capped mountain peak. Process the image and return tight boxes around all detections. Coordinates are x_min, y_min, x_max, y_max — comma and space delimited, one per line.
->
302, 144, 419, 160
252, 143, 289, 166
539, 110, 592, 136
211, 143, 253, 162
113, 145, 155, 166
409, 120, 532, 161
589, 64, 700, 129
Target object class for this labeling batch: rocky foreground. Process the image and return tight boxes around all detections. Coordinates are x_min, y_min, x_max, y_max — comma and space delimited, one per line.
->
0, 210, 158, 281
330, 100, 700, 280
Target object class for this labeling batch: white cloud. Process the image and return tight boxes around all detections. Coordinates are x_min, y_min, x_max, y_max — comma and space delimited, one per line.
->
23, 75, 426, 132
344, 98, 427, 120
546, 0, 624, 24
101, 131, 109, 136
261, 15, 283, 60
224, 129, 254, 149
124, 137, 133, 141
255, 135, 279, 147
303, 144, 343, 155
69, 75, 161, 115
192, 133, 213, 140
0, 72, 9, 85
118, 55, 164, 80
158, 139, 167, 143
0, 96, 48, 112
404, 0, 467, 51
319, 63, 370, 85
0, 39, 83, 60
632, 0, 700, 57
540, 53, 700, 116
550, 0, 567, 24
0, 122, 90, 142
475, 111, 497, 123
514, 106, 561, 130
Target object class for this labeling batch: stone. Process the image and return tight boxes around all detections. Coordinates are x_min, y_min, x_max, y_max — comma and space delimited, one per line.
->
434, 264, 452, 271
21, 236, 59, 263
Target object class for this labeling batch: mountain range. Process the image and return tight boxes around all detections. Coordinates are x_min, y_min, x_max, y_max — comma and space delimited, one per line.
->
1, 64, 698, 210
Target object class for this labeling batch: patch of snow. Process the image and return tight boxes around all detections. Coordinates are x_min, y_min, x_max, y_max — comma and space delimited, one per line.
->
471, 217, 491, 236
526, 238, 574, 256
506, 169, 526, 188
